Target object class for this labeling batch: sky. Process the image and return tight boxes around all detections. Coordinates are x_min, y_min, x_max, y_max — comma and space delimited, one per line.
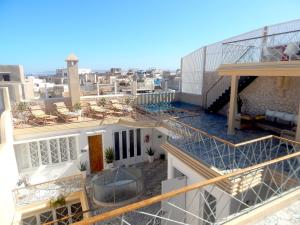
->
0, 0, 300, 74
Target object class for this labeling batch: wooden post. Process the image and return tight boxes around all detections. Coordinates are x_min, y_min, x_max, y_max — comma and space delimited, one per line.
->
227, 75, 239, 135
296, 103, 300, 142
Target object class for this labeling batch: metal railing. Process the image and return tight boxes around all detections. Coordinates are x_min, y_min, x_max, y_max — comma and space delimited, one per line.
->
48, 150, 300, 225
165, 118, 300, 174
222, 29, 300, 64
12, 174, 84, 206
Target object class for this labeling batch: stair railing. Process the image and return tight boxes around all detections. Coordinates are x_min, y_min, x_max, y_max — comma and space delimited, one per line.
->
205, 46, 253, 109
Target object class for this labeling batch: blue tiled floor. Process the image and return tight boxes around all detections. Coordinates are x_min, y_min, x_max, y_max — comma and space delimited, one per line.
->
178, 111, 272, 144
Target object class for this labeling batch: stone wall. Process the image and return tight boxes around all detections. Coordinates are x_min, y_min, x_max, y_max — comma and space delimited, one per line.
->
239, 76, 300, 115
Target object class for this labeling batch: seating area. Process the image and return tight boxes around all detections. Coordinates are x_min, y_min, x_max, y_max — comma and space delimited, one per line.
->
12, 97, 137, 128
255, 109, 298, 139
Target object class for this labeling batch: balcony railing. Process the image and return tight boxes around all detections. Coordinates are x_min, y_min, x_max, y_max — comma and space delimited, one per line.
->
164, 119, 300, 174
222, 29, 300, 64
44, 150, 300, 225
12, 174, 84, 206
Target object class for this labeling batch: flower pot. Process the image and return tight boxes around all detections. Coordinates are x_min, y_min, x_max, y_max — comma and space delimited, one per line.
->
148, 155, 154, 163
106, 163, 114, 169
81, 171, 87, 179
76, 110, 82, 117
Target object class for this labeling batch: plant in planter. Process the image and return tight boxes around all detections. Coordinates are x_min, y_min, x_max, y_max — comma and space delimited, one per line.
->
98, 97, 106, 107
49, 194, 66, 208
16, 102, 28, 119
124, 96, 131, 105
105, 147, 114, 169
146, 148, 155, 163
79, 161, 87, 178
73, 102, 82, 116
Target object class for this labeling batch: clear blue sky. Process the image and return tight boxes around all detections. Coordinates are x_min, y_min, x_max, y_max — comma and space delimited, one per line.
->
0, 0, 300, 73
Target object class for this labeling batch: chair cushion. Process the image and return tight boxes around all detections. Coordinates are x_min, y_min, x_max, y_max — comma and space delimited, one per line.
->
265, 109, 276, 122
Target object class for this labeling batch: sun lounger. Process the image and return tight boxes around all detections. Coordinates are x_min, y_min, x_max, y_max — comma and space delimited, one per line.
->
54, 102, 79, 122
29, 105, 57, 125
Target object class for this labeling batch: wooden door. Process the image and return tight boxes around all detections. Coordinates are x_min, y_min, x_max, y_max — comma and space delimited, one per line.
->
88, 135, 103, 172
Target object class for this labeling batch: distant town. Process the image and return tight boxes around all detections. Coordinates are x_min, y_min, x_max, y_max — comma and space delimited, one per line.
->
23, 66, 181, 99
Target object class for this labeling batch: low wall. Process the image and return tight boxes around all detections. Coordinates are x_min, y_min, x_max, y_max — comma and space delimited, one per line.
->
178, 92, 203, 106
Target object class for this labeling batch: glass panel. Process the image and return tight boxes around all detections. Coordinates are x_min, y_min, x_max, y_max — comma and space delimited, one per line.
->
136, 129, 141, 156
50, 139, 59, 164
39, 210, 54, 224
122, 131, 127, 159
68, 137, 77, 160
39, 140, 49, 165
56, 206, 69, 225
29, 142, 40, 167
59, 138, 68, 162
22, 216, 37, 225
129, 130, 134, 157
114, 132, 120, 160
70, 202, 83, 222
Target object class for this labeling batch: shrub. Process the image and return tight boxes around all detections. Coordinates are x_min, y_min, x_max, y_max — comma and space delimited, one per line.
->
105, 147, 114, 164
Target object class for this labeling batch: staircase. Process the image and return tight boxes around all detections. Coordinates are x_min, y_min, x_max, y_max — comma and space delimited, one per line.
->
206, 76, 257, 113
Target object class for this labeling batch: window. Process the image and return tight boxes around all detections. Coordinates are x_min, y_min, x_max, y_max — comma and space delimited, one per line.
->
14, 136, 78, 171
39, 211, 53, 224
136, 129, 141, 156
122, 131, 127, 159
203, 191, 216, 225
114, 132, 120, 160
22, 202, 83, 225
56, 206, 69, 225
129, 130, 134, 157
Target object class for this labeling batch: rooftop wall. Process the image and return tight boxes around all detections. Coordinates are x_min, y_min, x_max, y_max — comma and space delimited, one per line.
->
181, 19, 300, 100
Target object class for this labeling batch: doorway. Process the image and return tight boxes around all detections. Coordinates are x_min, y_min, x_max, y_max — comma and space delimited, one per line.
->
88, 135, 104, 172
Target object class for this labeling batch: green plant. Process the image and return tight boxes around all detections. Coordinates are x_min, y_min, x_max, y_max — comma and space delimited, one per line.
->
99, 97, 106, 107
73, 102, 82, 111
79, 161, 87, 171
146, 148, 155, 156
49, 195, 66, 208
105, 147, 114, 164
16, 102, 27, 112
124, 97, 131, 105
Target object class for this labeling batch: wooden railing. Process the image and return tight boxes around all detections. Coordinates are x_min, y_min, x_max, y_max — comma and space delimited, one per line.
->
68, 150, 300, 225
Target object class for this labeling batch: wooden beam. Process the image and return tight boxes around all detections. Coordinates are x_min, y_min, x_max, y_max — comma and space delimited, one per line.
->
218, 61, 300, 77
228, 75, 238, 134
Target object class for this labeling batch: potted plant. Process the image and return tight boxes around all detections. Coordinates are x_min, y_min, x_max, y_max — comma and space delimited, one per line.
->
146, 148, 155, 163
49, 194, 66, 208
124, 96, 131, 105
105, 147, 114, 169
79, 161, 87, 179
16, 102, 27, 120
73, 102, 82, 116
99, 97, 106, 107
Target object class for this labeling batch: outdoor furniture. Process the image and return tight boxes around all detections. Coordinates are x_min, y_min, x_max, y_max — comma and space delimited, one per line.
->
254, 109, 297, 135
53, 102, 79, 122
28, 105, 58, 125
88, 101, 107, 119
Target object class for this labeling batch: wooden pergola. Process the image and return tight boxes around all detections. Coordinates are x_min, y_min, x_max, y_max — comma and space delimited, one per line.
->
217, 60, 300, 141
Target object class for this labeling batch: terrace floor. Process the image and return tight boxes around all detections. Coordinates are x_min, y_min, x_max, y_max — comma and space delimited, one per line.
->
178, 110, 272, 143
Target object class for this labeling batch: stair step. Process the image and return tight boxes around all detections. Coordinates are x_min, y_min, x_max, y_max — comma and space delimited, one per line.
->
207, 76, 257, 113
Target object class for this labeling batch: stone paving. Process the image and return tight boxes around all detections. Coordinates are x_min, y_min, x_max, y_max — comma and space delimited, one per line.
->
85, 159, 167, 224
256, 199, 300, 225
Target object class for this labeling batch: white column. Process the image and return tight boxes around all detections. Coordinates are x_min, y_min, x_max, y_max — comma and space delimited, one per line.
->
227, 75, 239, 135
296, 103, 300, 142
167, 155, 174, 179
